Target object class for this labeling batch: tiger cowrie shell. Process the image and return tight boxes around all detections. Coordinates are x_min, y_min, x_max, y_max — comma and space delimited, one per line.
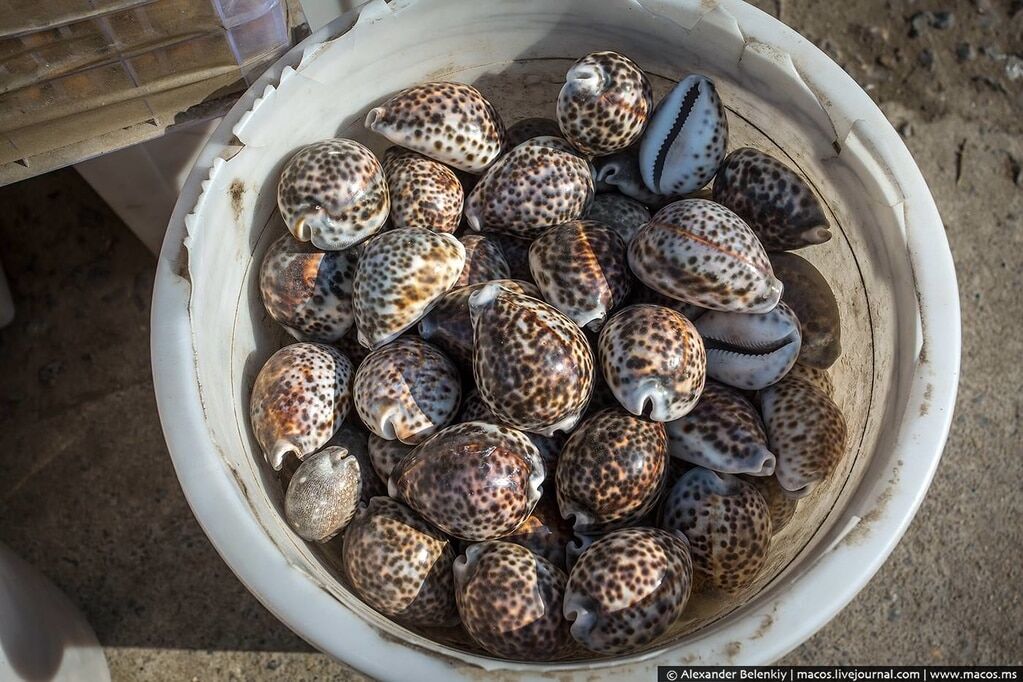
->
353, 337, 460, 445
713, 147, 831, 251
660, 467, 772, 592
284, 446, 363, 542
666, 381, 776, 476
744, 473, 798, 533
458, 390, 563, 478
556, 51, 654, 157
759, 376, 847, 498
695, 301, 802, 391
639, 74, 728, 196
528, 220, 631, 330
259, 232, 359, 343
352, 227, 465, 349
455, 234, 510, 287
502, 489, 574, 569
249, 343, 353, 470
504, 117, 562, 149
365, 82, 505, 173
784, 362, 835, 397
584, 193, 651, 245
556, 408, 667, 534
465, 137, 595, 239
770, 252, 842, 369
342, 497, 458, 626
564, 527, 693, 655
594, 150, 669, 206
628, 198, 782, 313
598, 304, 706, 422
418, 279, 540, 367
382, 147, 463, 233
367, 433, 413, 485
388, 421, 544, 541
453, 541, 572, 660
485, 233, 533, 281
469, 283, 594, 436
277, 139, 389, 251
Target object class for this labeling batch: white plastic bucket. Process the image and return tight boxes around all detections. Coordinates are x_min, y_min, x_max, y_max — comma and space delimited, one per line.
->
150, 0, 960, 676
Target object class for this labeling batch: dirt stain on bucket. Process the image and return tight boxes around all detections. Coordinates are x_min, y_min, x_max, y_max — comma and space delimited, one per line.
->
230, 180, 245, 223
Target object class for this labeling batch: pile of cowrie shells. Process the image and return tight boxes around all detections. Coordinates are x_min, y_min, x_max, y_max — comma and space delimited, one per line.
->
250, 50, 848, 660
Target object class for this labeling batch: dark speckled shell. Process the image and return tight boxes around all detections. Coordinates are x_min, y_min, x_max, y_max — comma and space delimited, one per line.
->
454, 541, 571, 660
556, 51, 653, 157
342, 497, 458, 627
388, 421, 544, 541
584, 193, 651, 245
469, 283, 595, 436
365, 82, 505, 173
660, 467, 772, 592
770, 252, 842, 369
367, 433, 412, 484
382, 147, 463, 233
458, 390, 563, 478
277, 139, 389, 251
564, 527, 693, 655
528, 220, 631, 330
455, 234, 510, 287
502, 488, 574, 569
666, 381, 775, 476
713, 147, 832, 251
628, 199, 782, 313
744, 474, 798, 533
556, 408, 667, 534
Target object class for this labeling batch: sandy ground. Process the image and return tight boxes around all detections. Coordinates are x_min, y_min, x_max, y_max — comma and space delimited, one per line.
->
0, 0, 1021, 678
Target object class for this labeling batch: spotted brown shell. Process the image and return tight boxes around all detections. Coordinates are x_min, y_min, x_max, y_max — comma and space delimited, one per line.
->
367, 433, 412, 484
249, 343, 353, 470
455, 233, 510, 287
584, 193, 651, 245
277, 139, 389, 251
365, 82, 505, 173
502, 488, 574, 570
382, 147, 463, 233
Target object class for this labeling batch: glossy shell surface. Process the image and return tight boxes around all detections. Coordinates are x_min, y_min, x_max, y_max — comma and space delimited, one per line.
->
556, 51, 653, 157
528, 220, 631, 329
598, 304, 706, 422
382, 147, 463, 233
629, 199, 782, 313
455, 234, 510, 287
277, 138, 389, 251
250, 343, 353, 470
584, 193, 651, 245
502, 489, 574, 569
564, 527, 693, 655
388, 421, 544, 541
454, 541, 571, 660
367, 433, 412, 485
365, 82, 505, 173
594, 149, 667, 206
695, 301, 802, 391
353, 337, 460, 445
639, 74, 728, 196
352, 227, 465, 349
661, 467, 772, 592
469, 283, 594, 436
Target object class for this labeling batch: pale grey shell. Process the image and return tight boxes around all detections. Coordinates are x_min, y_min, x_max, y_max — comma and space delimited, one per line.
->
353, 337, 460, 445
770, 252, 842, 369
418, 279, 540, 367
760, 376, 847, 498
564, 527, 693, 655
556, 408, 668, 534
259, 233, 359, 343
277, 138, 389, 251
598, 304, 707, 422
556, 51, 653, 157
382, 147, 463, 233
713, 147, 831, 251
367, 433, 412, 485
465, 136, 595, 239
504, 117, 562, 149
666, 381, 776, 476
660, 467, 772, 592
628, 199, 782, 313
744, 474, 798, 533
455, 234, 510, 287
528, 220, 631, 330
594, 150, 668, 206
388, 421, 544, 541
250, 343, 353, 470
453, 541, 571, 660
365, 81, 505, 173
584, 193, 651, 245
469, 283, 595, 436
639, 74, 728, 196
342, 497, 458, 626
352, 227, 466, 349
284, 446, 362, 542
694, 301, 802, 391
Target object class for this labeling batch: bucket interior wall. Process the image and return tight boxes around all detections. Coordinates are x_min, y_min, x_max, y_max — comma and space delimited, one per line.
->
179, 0, 912, 664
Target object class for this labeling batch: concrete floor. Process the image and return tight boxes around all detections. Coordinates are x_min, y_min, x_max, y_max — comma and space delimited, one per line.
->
1, 0, 1021, 678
